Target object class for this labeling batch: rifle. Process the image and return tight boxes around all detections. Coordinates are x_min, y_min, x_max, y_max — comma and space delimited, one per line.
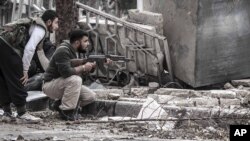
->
70, 54, 132, 67
86, 54, 132, 63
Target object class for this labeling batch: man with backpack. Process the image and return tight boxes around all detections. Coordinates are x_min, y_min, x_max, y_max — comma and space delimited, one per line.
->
0, 10, 59, 122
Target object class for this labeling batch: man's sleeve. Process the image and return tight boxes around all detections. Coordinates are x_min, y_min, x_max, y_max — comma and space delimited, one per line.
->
54, 48, 77, 78
22, 25, 45, 72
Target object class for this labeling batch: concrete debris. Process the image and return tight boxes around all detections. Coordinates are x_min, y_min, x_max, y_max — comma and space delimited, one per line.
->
200, 90, 237, 99
232, 79, 250, 87
108, 93, 121, 100
93, 89, 124, 99
155, 88, 199, 98
137, 97, 167, 119
167, 97, 219, 107
131, 87, 149, 96
155, 88, 244, 99
148, 82, 160, 93
231, 89, 250, 98
137, 97, 175, 130
148, 94, 180, 104
237, 85, 245, 89
220, 99, 241, 107
224, 83, 235, 89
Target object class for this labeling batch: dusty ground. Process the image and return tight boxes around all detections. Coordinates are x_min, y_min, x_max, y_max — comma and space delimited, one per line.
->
0, 110, 232, 141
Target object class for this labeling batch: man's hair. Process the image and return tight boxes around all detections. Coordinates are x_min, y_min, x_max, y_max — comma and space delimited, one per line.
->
41, 10, 58, 22
69, 29, 88, 43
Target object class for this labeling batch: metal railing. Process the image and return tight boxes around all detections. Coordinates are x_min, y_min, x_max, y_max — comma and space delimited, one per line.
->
76, 2, 174, 85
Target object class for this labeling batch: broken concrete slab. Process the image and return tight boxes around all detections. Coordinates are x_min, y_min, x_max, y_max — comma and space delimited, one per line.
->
131, 87, 149, 96
137, 97, 167, 119
168, 97, 219, 107
199, 90, 237, 99
26, 91, 47, 102
26, 91, 48, 111
115, 101, 142, 117
155, 88, 239, 99
224, 83, 235, 89
154, 88, 199, 98
82, 100, 142, 117
148, 94, 181, 105
83, 99, 250, 121
148, 82, 160, 93
231, 89, 250, 98
137, 97, 175, 130
166, 97, 217, 107
82, 100, 117, 117
220, 99, 241, 107
232, 79, 250, 87
108, 93, 121, 100
163, 105, 250, 119
118, 97, 146, 103
93, 89, 124, 99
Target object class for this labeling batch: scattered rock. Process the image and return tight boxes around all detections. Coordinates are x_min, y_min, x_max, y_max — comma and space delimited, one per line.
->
148, 82, 160, 93
131, 87, 149, 96
224, 83, 235, 89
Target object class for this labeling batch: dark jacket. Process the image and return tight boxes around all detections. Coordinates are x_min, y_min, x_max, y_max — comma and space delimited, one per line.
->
43, 40, 77, 82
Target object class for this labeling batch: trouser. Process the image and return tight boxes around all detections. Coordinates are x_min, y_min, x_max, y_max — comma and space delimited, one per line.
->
0, 38, 27, 108
42, 75, 96, 110
25, 73, 43, 91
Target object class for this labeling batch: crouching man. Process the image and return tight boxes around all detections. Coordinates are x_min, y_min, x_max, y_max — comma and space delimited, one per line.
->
42, 29, 97, 121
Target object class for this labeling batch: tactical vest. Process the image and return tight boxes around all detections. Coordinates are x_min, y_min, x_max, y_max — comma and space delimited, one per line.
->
0, 17, 50, 71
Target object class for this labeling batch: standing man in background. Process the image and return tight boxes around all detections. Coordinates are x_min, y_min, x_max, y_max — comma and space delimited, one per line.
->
0, 10, 59, 122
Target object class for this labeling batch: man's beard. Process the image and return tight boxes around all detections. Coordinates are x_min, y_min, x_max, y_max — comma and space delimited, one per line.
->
77, 44, 87, 53
48, 25, 53, 33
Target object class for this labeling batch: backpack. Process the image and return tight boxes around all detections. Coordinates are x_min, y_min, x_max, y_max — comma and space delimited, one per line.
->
0, 18, 35, 55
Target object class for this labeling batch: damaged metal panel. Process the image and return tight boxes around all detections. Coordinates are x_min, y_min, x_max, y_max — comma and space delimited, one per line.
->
77, 2, 174, 85
144, 0, 250, 87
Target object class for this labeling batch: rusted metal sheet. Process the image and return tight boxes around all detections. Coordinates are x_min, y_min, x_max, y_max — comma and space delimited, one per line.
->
144, 0, 250, 87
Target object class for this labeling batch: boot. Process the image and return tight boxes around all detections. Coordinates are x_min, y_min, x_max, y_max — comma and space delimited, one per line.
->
59, 109, 77, 121
51, 99, 61, 112
1, 105, 15, 122
2, 104, 12, 117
